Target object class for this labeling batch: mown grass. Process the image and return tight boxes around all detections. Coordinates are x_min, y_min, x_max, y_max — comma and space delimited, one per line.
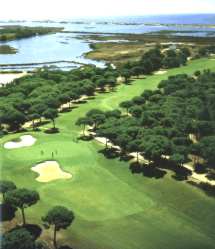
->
1, 58, 215, 249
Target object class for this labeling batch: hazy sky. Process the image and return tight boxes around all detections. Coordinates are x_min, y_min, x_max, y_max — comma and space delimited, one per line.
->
1, 0, 215, 20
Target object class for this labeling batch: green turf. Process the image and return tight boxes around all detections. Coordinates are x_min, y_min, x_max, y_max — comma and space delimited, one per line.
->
1, 58, 215, 249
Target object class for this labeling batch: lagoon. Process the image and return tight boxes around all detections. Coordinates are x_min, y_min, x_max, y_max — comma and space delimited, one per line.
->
1, 14, 215, 71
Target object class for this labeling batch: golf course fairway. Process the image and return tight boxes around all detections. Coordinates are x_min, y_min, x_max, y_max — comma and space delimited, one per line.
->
1, 58, 215, 249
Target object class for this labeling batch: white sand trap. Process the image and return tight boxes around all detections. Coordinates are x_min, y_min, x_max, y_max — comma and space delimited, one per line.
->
154, 70, 167, 75
31, 161, 72, 182
4, 135, 36, 149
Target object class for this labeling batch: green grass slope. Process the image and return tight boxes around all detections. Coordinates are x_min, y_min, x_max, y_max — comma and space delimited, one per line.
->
1, 58, 215, 249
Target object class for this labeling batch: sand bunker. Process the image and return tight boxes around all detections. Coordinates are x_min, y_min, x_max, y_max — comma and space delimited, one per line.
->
31, 161, 72, 182
154, 70, 167, 75
4, 135, 36, 149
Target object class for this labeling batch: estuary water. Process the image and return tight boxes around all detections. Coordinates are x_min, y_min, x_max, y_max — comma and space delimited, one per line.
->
0, 14, 215, 71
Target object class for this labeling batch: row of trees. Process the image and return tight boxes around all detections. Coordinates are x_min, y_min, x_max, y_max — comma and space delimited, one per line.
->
0, 65, 118, 133
0, 45, 195, 136
198, 45, 215, 57
77, 70, 215, 171
0, 180, 74, 249
120, 47, 191, 82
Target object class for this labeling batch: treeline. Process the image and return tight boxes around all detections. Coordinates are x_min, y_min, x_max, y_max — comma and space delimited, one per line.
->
120, 46, 191, 82
0, 46, 201, 136
0, 26, 63, 41
198, 45, 215, 57
77, 70, 215, 173
0, 180, 74, 249
0, 65, 119, 133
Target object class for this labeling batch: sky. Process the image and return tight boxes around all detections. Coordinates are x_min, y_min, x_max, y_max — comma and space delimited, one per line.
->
1, 0, 215, 20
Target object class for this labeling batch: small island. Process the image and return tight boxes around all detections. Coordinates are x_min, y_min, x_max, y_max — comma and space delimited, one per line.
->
0, 25, 63, 41
0, 45, 17, 54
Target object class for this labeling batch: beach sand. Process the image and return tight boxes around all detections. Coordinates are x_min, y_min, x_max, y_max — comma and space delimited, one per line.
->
0, 72, 28, 86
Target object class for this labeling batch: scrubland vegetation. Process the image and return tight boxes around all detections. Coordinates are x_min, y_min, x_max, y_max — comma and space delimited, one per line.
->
85, 32, 215, 65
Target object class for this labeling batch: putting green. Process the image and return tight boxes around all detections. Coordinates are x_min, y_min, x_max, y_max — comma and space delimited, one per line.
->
1, 58, 215, 249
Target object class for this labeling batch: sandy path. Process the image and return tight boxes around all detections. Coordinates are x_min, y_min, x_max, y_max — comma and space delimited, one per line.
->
59, 95, 89, 111
88, 130, 215, 185
183, 163, 215, 186
31, 161, 72, 182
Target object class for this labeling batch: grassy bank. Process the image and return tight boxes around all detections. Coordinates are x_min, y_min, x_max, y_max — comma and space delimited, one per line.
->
1, 58, 215, 249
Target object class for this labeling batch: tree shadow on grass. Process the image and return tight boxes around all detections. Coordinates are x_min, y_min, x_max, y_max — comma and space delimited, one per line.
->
98, 147, 119, 159
58, 246, 74, 249
194, 163, 207, 174
87, 96, 95, 100
142, 164, 167, 179
129, 162, 143, 174
188, 181, 215, 198
129, 161, 166, 179
206, 171, 215, 181
133, 76, 146, 80
172, 166, 192, 181
78, 135, 94, 141
119, 154, 133, 162
35, 240, 50, 249
44, 128, 59, 134
0, 203, 17, 222
9, 224, 42, 241
35, 120, 50, 127
10, 128, 28, 134
156, 158, 192, 181
76, 100, 87, 104
32, 127, 41, 132
59, 106, 78, 113
97, 89, 109, 94
23, 224, 42, 240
